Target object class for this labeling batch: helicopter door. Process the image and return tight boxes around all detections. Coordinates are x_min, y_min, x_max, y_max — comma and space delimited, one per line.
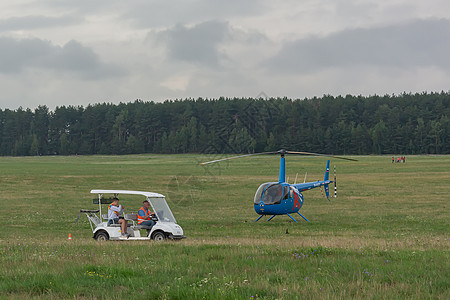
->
261, 183, 283, 205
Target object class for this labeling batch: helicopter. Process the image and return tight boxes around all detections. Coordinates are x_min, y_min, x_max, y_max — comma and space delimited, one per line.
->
200, 149, 357, 222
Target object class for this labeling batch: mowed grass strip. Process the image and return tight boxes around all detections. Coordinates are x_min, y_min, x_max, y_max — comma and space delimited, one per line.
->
0, 154, 449, 299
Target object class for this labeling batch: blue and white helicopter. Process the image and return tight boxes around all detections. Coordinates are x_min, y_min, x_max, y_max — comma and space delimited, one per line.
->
201, 149, 356, 222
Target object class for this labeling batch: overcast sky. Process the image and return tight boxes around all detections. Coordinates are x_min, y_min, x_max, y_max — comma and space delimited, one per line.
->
1, 0, 449, 110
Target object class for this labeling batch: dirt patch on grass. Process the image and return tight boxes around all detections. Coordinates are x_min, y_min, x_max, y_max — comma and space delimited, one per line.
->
179, 235, 449, 250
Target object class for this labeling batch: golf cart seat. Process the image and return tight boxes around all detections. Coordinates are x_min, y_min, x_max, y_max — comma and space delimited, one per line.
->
124, 213, 138, 221
100, 214, 130, 227
101, 212, 137, 227
131, 224, 152, 230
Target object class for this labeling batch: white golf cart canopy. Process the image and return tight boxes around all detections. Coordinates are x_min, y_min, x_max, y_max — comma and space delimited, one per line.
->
90, 189, 177, 223
90, 189, 165, 198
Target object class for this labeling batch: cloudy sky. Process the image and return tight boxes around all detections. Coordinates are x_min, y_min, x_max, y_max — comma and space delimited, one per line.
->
1, 0, 449, 109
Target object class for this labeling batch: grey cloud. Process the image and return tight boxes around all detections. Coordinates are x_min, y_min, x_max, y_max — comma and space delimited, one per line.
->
38, 0, 116, 14
266, 18, 450, 73
158, 20, 229, 66
0, 37, 125, 79
126, 0, 264, 28
0, 38, 51, 73
30, 0, 264, 29
0, 15, 81, 31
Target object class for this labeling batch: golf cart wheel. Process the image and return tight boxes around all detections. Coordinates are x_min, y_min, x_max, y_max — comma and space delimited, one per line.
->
95, 231, 109, 241
152, 231, 166, 242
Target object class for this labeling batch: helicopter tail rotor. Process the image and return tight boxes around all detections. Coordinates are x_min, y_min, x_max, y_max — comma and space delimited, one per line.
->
325, 165, 338, 199
332, 165, 337, 198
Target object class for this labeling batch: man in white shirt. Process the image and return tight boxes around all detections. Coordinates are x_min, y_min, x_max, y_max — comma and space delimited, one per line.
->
108, 197, 128, 238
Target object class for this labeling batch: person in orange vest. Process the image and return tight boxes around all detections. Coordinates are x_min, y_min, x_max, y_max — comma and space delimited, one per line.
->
137, 200, 155, 228
108, 197, 129, 238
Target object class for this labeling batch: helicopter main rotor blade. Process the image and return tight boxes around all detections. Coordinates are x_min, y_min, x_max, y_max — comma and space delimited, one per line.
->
200, 149, 358, 165
200, 151, 276, 165
286, 151, 358, 161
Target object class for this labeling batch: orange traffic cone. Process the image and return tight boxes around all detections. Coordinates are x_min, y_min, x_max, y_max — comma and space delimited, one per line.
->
68, 233, 72, 240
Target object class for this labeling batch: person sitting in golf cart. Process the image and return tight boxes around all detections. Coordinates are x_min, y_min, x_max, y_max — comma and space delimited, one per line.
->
137, 200, 155, 228
108, 197, 129, 237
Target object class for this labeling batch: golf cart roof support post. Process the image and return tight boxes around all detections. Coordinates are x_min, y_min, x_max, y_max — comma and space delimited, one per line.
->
98, 194, 103, 219
89, 215, 93, 231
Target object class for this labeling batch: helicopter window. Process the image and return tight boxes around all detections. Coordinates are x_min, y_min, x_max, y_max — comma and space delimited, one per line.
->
262, 183, 283, 205
254, 183, 270, 204
283, 186, 289, 200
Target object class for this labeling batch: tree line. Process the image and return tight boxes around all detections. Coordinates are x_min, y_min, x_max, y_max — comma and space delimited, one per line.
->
0, 92, 449, 156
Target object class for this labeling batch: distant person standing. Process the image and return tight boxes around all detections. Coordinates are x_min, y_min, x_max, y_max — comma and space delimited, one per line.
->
392, 156, 395, 163
397, 157, 400, 163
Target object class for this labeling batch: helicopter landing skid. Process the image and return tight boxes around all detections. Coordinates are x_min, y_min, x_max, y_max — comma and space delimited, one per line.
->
296, 212, 310, 222
286, 212, 310, 222
254, 215, 264, 222
254, 212, 310, 222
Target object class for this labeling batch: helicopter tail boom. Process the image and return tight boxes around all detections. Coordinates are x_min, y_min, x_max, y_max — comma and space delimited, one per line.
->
292, 160, 333, 200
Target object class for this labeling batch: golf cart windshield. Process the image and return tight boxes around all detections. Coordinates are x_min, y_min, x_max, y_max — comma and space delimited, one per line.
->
150, 197, 176, 223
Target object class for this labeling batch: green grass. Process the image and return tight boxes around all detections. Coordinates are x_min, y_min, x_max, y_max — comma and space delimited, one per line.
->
0, 154, 449, 299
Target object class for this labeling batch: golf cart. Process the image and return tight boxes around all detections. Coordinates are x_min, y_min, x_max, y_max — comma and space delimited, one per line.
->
77, 189, 185, 241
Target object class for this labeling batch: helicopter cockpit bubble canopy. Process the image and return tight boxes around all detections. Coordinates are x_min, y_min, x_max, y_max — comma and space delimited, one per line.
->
254, 182, 289, 205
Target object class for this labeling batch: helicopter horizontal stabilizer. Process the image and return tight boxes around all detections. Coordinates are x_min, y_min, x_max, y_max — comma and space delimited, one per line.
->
324, 184, 330, 201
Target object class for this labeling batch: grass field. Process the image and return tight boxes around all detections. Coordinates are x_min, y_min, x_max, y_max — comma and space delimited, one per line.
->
0, 154, 449, 299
